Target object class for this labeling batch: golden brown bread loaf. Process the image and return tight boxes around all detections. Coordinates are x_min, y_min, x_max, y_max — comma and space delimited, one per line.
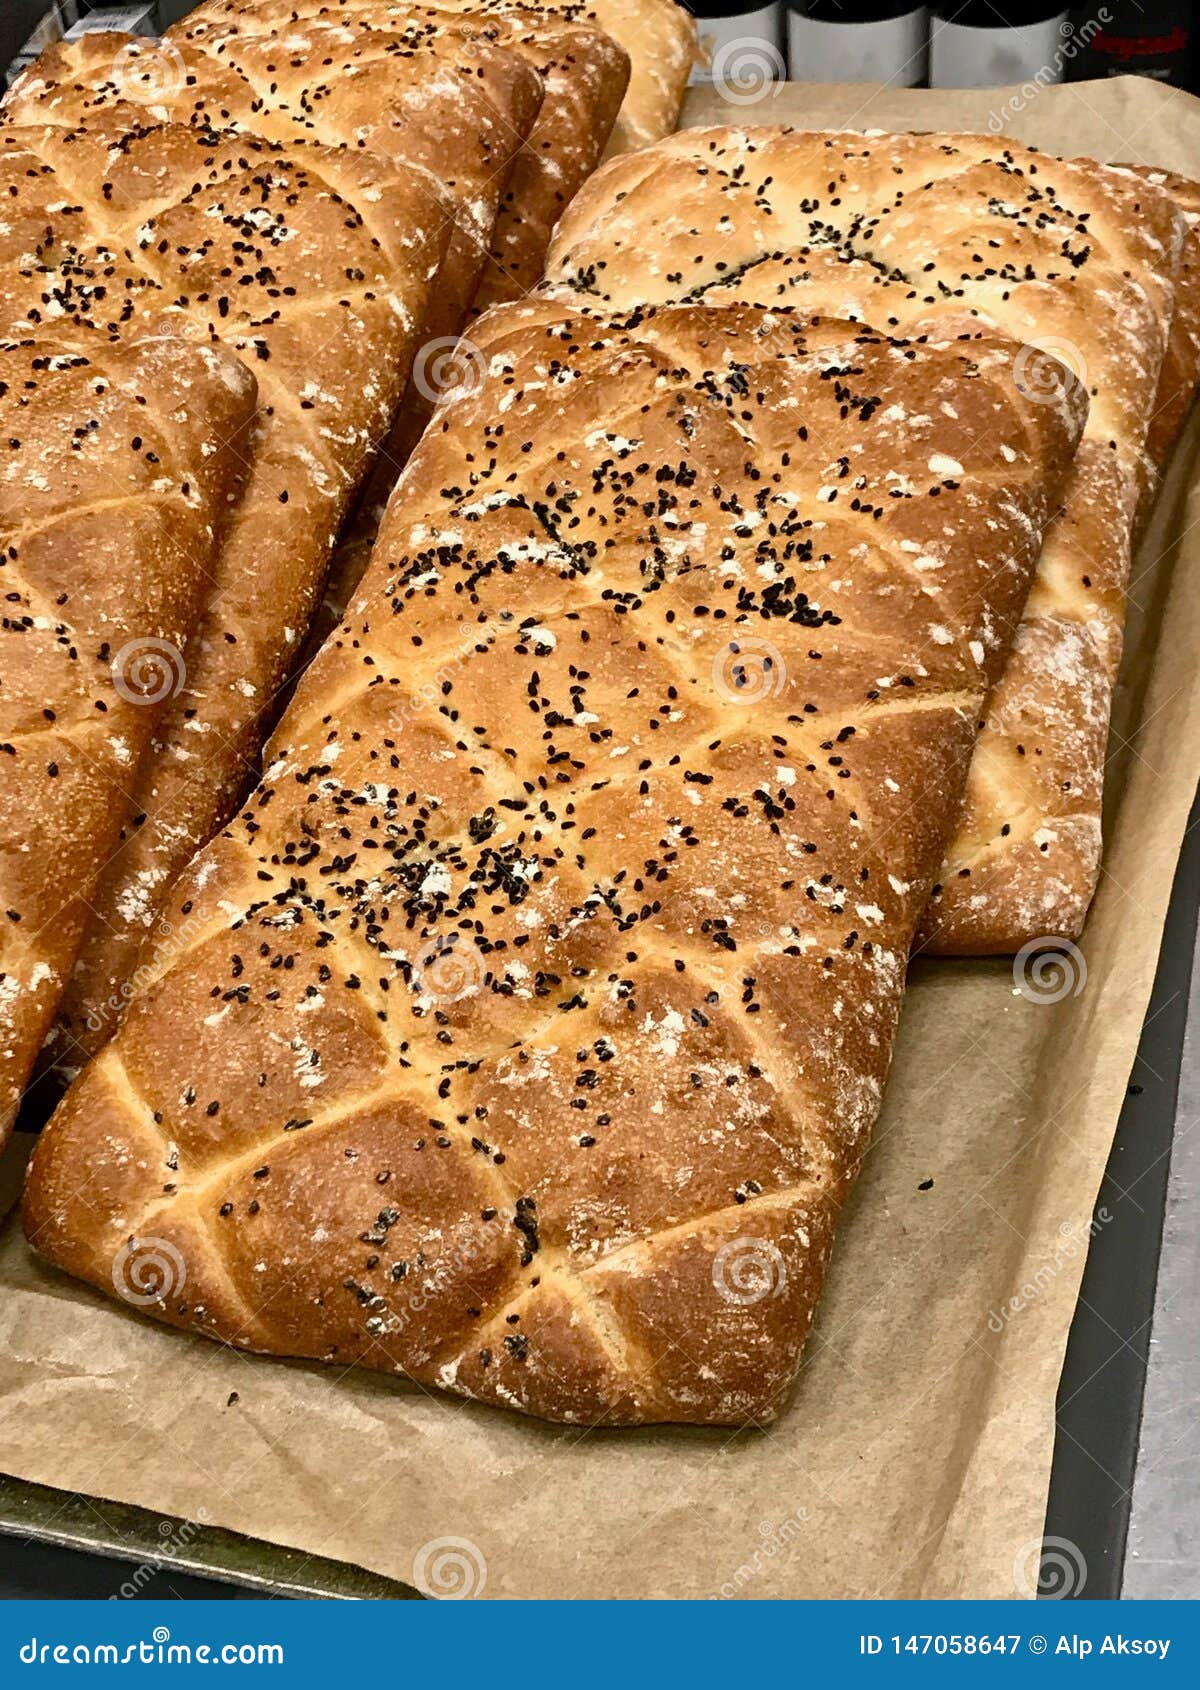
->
163, 1, 631, 668
5, 21, 545, 401
1128, 168, 1200, 485
25, 304, 1085, 1424
163, 0, 629, 669
567, 0, 695, 155
0, 308, 256, 1140
539, 128, 1187, 953
0, 110, 450, 1073
4, 23, 544, 1068
169, 0, 630, 314
178, 0, 694, 162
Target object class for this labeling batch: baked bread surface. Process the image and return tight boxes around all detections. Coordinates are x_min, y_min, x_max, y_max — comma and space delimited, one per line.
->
542, 126, 1186, 952
8, 18, 545, 337
0, 313, 256, 1137
26, 304, 1084, 1423
166, 0, 630, 312
1125, 167, 1200, 482
163, 0, 630, 670
177, 0, 694, 161
1, 59, 486, 1066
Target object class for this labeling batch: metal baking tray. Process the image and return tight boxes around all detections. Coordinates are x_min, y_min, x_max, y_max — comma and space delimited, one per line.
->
0, 800, 1195, 1599
0, 6, 1194, 1594
1043, 791, 1200, 1599
0, 1472, 412, 1599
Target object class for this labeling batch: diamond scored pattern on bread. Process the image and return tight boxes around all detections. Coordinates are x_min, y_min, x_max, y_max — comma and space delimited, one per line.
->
0, 327, 257, 1139
541, 127, 1188, 953
148, 1, 632, 685
177, 0, 696, 162
164, 0, 631, 312
26, 305, 1085, 1424
9, 16, 546, 331
2, 24, 548, 1068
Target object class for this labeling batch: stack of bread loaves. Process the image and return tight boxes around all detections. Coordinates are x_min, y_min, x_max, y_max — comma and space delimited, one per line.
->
26, 302, 1088, 1423
0, 263, 257, 1139
0, 92, 465, 1133
537, 130, 1200, 955
8, 43, 1200, 1427
1, 1, 695, 1090
173, 1, 699, 676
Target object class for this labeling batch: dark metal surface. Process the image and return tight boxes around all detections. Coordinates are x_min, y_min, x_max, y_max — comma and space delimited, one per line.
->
0, 1475, 414, 1600
0, 1538, 264, 1602
1043, 793, 1200, 1599
0, 2, 58, 70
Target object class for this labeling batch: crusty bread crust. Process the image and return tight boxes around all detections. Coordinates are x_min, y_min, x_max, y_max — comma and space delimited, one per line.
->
1122, 167, 1200, 495
25, 304, 1084, 1424
11, 18, 546, 333
171, 1, 631, 313
0, 113, 449, 1073
184, 2, 633, 678
540, 127, 1187, 953
575, 0, 696, 156
0, 308, 257, 1137
178, 0, 694, 161
158, 7, 545, 330
4, 23, 544, 1068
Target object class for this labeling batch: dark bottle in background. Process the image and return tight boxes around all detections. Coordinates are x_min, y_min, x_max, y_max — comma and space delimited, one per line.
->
787, 2, 929, 86
689, 0, 785, 86
1065, 2, 1192, 87
929, 3, 1069, 88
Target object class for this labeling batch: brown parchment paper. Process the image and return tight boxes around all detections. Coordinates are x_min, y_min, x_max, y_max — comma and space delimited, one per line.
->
0, 75, 1199, 1602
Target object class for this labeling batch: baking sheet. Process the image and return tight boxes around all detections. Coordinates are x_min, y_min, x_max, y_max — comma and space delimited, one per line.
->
2, 816, 1194, 1605
1, 76, 1200, 1602
0, 1470, 409, 1600
3, 807, 1193, 1606
1044, 791, 1200, 1598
